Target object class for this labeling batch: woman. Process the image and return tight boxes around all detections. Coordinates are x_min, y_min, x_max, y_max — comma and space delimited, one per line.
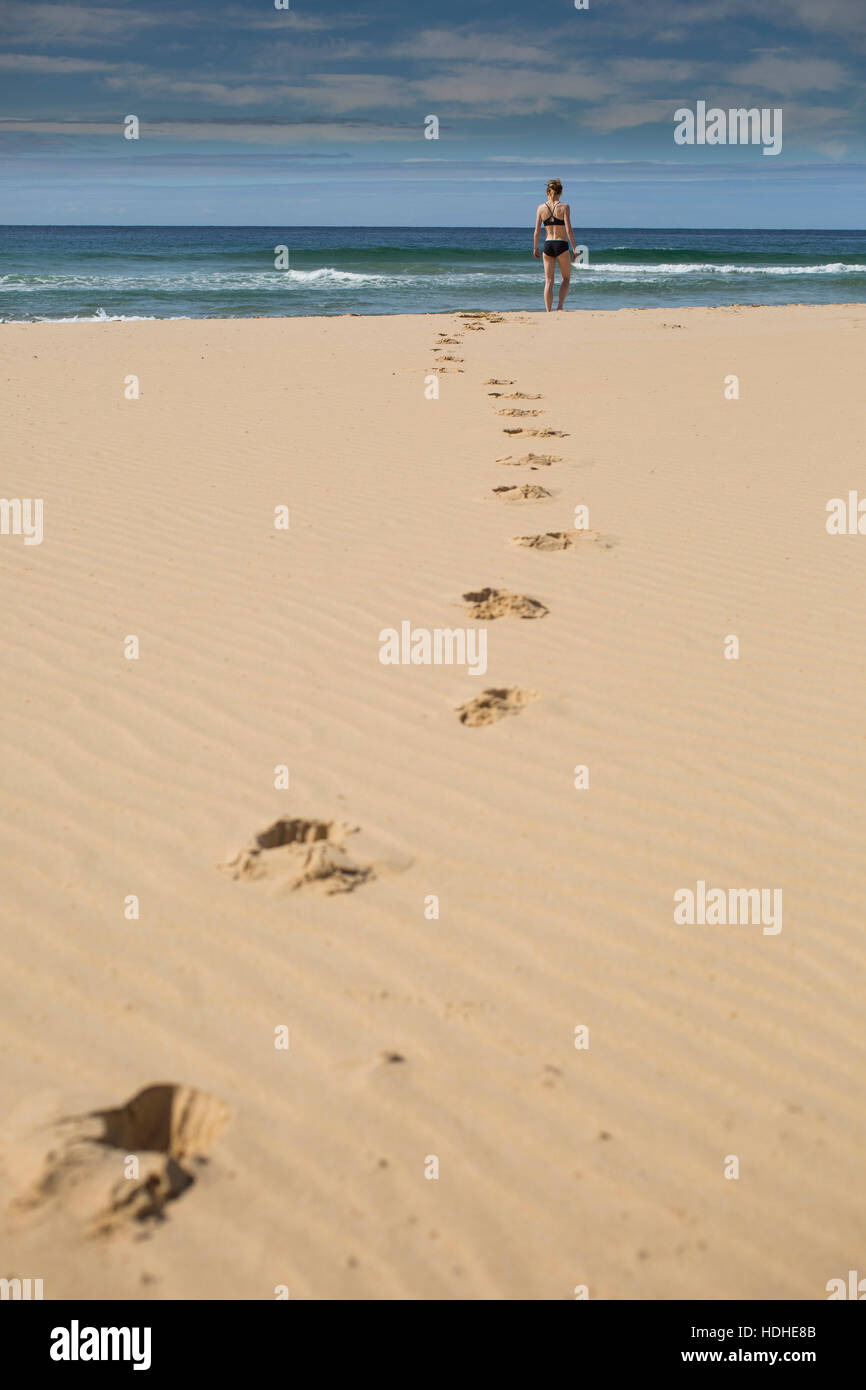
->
533, 179, 576, 312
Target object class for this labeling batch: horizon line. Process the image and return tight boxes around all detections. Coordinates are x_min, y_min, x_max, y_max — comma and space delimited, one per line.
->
2, 223, 864, 232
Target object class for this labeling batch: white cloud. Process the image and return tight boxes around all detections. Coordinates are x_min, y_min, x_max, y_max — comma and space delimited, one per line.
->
0, 3, 181, 44
608, 59, 699, 85
0, 53, 118, 72
612, 0, 866, 41
104, 70, 413, 113
582, 100, 681, 134
387, 29, 560, 66
726, 55, 851, 94
0, 1, 368, 45
411, 66, 611, 114
0, 117, 415, 143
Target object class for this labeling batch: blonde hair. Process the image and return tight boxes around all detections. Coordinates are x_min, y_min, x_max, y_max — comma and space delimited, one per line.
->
546, 179, 563, 199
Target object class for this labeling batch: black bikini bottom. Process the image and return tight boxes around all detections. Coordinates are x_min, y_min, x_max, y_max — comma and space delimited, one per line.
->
543, 240, 569, 258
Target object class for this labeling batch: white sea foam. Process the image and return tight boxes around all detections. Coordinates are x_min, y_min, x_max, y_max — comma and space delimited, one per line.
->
590, 261, 866, 277
284, 267, 388, 284
24, 309, 188, 323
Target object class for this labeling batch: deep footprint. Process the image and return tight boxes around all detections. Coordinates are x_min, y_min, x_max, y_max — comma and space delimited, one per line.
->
221, 817, 376, 894
484, 378, 515, 385
502, 427, 568, 437
496, 452, 561, 468
94, 1084, 232, 1158
456, 687, 539, 727
492, 484, 552, 500
13, 1083, 231, 1238
496, 408, 544, 417
463, 588, 549, 620
511, 530, 612, 551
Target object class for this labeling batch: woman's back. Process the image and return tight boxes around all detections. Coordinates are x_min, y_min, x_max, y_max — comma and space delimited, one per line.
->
540, 200, 566, 228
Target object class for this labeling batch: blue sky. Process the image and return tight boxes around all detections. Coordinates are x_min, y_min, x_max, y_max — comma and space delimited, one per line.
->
1, 0, 864, 226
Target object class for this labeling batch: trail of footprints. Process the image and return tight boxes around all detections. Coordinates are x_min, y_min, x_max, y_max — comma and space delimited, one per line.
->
429, 311, 504, 372
429, 314, 615, 728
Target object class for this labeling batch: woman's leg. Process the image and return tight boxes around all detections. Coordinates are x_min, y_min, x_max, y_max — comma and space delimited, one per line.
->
543, 252, 555, 312
556, 248, 571, 309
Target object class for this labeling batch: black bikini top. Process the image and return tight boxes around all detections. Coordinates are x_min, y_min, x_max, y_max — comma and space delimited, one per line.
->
543, 200, 565, 226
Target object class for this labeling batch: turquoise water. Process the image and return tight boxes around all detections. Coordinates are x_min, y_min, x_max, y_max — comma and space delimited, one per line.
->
2, 226, 865, 321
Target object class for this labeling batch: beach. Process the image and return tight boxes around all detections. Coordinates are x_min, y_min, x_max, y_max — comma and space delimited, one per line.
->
1, 301, 865, 1299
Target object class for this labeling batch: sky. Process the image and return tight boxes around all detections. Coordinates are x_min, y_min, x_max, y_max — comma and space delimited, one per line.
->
0, 0, 864, 226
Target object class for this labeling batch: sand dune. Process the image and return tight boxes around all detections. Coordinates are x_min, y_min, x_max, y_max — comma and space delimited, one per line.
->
1, 303, 865, 1299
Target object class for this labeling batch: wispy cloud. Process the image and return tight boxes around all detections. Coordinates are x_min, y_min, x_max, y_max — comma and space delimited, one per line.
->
387, 29, 560, 66
103, 71, 415, 114
583, 100, 681, 134
608, 0, 866, 42
0, 2, 181, 44
0, 53, 119, 72
0, 116, 417, 143
0, 1, 370, 45
726, 54, 852, 94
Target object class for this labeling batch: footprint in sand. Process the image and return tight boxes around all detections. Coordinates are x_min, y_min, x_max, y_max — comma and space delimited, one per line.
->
431, 366, 464, 374
487, 392, 542, 399
459, 316, 504, 331
484, 379, 515, 386
511, 531, 614, 551
437, 336, 461, 344
435, 355, 464, 362
496, 408, 544, 417
496, 453, 561, 469
7, 1084, 231, 1238
511, 531, 576, 551
492, 484, 552, 501
463, 587, 549, 620
503, 427, 568, 437
221, 816, 376, 894
456, 687, 539, 727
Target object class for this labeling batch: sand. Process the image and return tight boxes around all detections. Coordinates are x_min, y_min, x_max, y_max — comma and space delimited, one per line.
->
1, 302, 864, 1300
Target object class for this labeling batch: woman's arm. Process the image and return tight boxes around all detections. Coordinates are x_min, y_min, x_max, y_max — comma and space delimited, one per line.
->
532, 206, 543, 258
564, 204, 577, 259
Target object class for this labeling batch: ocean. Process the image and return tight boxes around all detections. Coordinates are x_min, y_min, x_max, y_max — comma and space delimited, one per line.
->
2, 226, 865, 322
